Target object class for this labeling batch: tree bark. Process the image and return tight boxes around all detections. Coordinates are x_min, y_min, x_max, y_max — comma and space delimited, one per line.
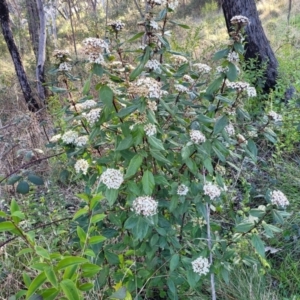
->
25, 0, 40, 59
0, 0, 41, 112
36, 0, 46, 102
222, 0, 278, 92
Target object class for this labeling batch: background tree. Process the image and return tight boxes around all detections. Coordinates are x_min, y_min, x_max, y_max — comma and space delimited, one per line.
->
222, 0, 278, 92
0, 0, 41, 112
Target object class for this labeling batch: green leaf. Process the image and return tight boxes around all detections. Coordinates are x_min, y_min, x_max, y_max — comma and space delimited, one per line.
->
235, 221, 254, 233
91, 213, 106, 224
116, 136, 133, 151
110, 287, 127, 299
44, 267, 58, 288
56, 256, 88, 270
203, 158, 214, 174
129, 47, 150, 81
82, 75, 92, 95
251, 234, 265, 257
214, 115, 228, 134
7, 175, 22, 185
206, 76, 224, 94
150, 149, 170, 164
170, 254, 180, 272
27, 174, 44, 186
133, 217, 149, 240
226, 62, 238, 81
78, 282, 94, 291
105, 188, 119, 206
91, 64, 104, 76
23, 272, 32, 288
142, 170, 155, 195
233, 42, 244, 54
72, 207, 88, 220
16, 181, 30, 194
181, 145, 192, 160
60, 279, 80, 300
125, 154, 143, 179
156, 8, 167, 21
127, 32, 144, 43
35, 246, 50, 260
215, 94, 233, 105
63, 265, 78, 280
167, 278, 176, 296
124, 215, 138, 229
81, 263, 101, 277
0, 221, 15, 232
117, 105, 138, 118
10, 199, 20, 213
18, 248, 33, 257
39, 288, 59, 300
77, 226, 87, 243
48, 86, 67, 94
169, 20, 190, 29
148, 136, 165, 151
26, 272, 47, 299
247, 139, 258, 158
99, 85, 114, 108
89, 235, 106, 245
213, 48, 230, 60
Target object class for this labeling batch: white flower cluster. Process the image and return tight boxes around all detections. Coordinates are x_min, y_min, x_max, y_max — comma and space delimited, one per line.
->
270, 190, 289, 208
58, 62, 72, 71
174, 84, 189, 93
135, 77, 166, 99
75, 135, 88, 147
224, 123, 235, 136
74, 159, 89, 175
84, 108, 101, 125
177, 184, 189, 196
53, 49, 69, 59
226, 81, 256, 97
69, 104, 83, 112
132, 196, 158, 216
230, 15, 250, 26
83, 37, 109, 64
100, 168, 124, 189
170, 55, 188, 65
268, 110, 283, 122
164, 0, 179, 10
88, 53, 105, 64
216, 66, 229, 74
193, 63, 211, 73
247, 86, 257, 97
62, 130, 78, 144
145, 59, 161, 71
190, 130, 206, 144
144, 123, 157, 136
203, 182, 221, 200
109, 20, 125, 31
147, 100, 157, 111
50, 134, 61, 143
227, 51, 239, 63
81, 100, 97, 110
150, 20, 159, 30
191, 256, 211, 276
147, 0, 163, 5
183, 74, 195, 84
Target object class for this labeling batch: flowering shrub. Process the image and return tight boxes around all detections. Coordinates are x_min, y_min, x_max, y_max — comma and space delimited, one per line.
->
1, 4, 291, 300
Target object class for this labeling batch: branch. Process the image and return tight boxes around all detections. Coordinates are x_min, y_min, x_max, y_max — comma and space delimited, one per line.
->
0, 216, 72, 248
0, 152, 65, 184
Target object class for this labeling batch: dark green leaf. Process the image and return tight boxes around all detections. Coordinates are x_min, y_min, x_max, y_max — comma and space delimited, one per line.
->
7, 175, 22, 185
148, 136, 165, 151
91, 64, 104, 76
150, 149, 170, 164
16, 181, 30, 194
127, 32, 145, 43
235, 221, 254, 233
226, 62, 238, 81
125, 154, 143, 179
105, 188, 119, 206
82, 75, 92, 95
213, 48, 229, 60
27, 174, 44, 186
117, 105, 138, 118
99, 85, 114, 108
116, 136, 133, 151
170, 254, 180, 272
142, 170, 155, 195
214, 115, 228, 134
206, 76, 224, 94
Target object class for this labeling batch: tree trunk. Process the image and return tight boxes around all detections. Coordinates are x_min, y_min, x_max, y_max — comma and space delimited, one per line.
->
25, 0, 40, 59
222, 0, 278, 92
0, 0, 41, 112
36, 0, 46, 102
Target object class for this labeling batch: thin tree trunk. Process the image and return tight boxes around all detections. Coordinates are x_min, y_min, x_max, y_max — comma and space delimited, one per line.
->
0, 0, 41, 112
222, 0, 278, 92
36, 0, 46, 102
25, 0, 40, 59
